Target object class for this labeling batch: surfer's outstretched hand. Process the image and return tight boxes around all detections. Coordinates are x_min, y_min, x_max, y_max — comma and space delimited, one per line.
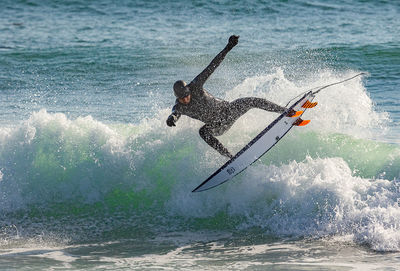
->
166, 115, 176, 127
227, 35, 239, 49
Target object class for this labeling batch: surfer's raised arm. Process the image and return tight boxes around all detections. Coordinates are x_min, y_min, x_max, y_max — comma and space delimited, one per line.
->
190, 35, 239, 89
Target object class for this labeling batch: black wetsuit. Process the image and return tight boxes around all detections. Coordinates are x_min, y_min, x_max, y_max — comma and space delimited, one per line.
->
167, 42, 286, 158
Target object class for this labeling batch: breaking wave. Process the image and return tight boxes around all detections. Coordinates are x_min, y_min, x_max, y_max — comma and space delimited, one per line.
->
1, 70, 399, 252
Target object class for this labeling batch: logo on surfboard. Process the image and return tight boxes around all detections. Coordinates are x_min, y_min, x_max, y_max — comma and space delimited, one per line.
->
227, 167, 236, 175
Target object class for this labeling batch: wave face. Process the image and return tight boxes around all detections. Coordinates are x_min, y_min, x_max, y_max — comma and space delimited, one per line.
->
1, 70, 399, 252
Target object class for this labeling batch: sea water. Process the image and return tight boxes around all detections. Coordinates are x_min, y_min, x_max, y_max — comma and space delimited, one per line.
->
1, 0, 400, 270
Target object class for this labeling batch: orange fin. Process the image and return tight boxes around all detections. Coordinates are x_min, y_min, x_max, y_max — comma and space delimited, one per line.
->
289, 110, 303, 118
287, 110, 303, 117
293, 119, 310, 126
302, 100, 318, 108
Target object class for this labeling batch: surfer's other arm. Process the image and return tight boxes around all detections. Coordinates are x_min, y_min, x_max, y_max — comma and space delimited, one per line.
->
166, 105, 181, 127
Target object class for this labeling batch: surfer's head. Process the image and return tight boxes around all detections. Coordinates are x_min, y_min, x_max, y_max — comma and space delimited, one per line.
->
174, 80, 191, 104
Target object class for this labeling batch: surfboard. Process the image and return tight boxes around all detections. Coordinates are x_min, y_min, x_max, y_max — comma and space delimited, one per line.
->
192, 91, 316, 192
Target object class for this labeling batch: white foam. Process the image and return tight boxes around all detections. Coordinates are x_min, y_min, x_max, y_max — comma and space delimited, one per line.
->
169, 156, 400, 251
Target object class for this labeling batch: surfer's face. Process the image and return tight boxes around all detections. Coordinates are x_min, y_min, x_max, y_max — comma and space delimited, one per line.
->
179, 94, 191, 105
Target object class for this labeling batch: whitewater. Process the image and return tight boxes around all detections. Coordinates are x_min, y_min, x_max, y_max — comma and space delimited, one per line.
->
2, 71, 400, 270
2, 70, 400, 245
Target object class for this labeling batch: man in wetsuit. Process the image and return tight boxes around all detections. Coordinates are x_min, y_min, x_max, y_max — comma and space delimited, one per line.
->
166, 35, 289, 159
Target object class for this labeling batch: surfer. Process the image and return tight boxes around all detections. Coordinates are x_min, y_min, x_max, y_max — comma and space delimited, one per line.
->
166, 35, 293, 159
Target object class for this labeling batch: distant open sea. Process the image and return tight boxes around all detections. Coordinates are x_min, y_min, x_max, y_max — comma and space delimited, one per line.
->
1, 0, 400, 270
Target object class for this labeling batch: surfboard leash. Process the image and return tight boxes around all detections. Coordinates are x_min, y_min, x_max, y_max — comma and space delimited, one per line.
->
284, 72, 367, 107
312, 72, 367, 95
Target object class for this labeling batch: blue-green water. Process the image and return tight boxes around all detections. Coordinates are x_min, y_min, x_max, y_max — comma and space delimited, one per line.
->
1, 0, 400, 270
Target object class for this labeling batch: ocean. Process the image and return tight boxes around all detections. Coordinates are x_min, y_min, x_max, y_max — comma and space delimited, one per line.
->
1, 0, 400, 270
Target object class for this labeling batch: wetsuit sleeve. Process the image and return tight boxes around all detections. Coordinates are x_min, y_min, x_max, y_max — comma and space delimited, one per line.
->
190, 44, 234, 91
166, 103, 181, 127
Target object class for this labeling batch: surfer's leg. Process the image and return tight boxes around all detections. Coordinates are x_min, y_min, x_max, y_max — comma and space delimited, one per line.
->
199, 125, 233, 159
230, 97, 286, 116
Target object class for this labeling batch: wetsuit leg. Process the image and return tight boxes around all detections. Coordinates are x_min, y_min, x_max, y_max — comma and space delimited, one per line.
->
228, 97, 286, 121
199, 125, 233, 159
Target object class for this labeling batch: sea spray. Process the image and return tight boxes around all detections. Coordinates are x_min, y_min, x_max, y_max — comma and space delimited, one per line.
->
224, 69, 389, 139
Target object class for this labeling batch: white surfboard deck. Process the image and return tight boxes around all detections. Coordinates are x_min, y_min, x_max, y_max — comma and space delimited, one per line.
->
192, 91, 315, 192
